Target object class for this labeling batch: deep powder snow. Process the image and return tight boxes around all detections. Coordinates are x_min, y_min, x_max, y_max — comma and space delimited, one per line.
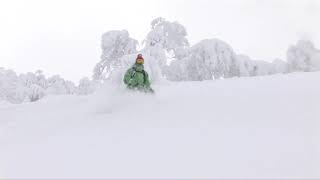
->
0, 72, 319, 179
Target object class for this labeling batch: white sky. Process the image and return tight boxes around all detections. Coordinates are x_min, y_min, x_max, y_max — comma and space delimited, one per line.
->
0, 0, 320, 82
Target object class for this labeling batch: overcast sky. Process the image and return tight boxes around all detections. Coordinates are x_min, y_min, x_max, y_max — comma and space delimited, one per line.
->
0, 0, 319, 82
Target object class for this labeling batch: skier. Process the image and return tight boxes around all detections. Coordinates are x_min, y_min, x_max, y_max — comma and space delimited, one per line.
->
123, 54, 154, 93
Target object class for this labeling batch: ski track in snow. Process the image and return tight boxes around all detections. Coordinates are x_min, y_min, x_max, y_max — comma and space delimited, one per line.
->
0, 72, 320, 179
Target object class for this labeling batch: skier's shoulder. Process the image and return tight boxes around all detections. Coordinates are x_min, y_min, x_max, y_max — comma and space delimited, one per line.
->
125, 67, 133, 75
143, 69, 148, 77
128, 65, 138, 73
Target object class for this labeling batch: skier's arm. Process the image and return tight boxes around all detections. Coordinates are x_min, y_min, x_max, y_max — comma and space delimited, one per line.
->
124, 69, 133, 85
143, 72, 154, 93
146, 72, 153, 87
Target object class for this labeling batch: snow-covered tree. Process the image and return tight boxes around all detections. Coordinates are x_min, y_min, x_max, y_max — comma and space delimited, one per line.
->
287, 40, 320, 72
236, 55, 253, 77
65, 81, 77, 95
0, 69, 28, 103
28, 84, 46, 102
166, 39, 241, 81
146, 17, 189, 53
144, 17, 189, 68
93, 30, 138, 80
163, 58, 189, 81
46, 75, 69, 95
19, 72, 37, 88
271, 59, 288, 74
0, 68, 99, 104
249, 60, 275, 76
35, 70, 48, 89
19, 70, 49, 90
78, 77, 97, 95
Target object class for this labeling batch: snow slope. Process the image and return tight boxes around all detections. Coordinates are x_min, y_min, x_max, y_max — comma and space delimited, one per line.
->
1, 72, 320, 179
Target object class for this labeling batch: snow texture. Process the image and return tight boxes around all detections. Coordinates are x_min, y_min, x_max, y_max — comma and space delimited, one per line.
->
1, 72, 319, 179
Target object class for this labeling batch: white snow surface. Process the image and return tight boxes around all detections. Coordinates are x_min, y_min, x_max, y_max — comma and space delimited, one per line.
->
1, 72, 320, 179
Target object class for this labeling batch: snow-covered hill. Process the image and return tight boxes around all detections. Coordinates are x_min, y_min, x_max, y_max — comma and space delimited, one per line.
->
1, 72, 320, 179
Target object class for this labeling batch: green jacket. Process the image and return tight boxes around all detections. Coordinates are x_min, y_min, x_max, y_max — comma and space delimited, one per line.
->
123, 64, 154, 93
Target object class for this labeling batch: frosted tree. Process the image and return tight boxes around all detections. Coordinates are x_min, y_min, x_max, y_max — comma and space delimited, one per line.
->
0, 68, 98, 103
65, 81, 77, 95
0, 68, 27, 103
19, 70, 49, 90
236, 55, 253, 77
146, 17, 189, 51
46, 75, 79, 95
28, 84, 46, 102
166, 39, 241, 81
35, 70, 48, 89
144, 17, 189, 69
236, 55, 288, 76
287, 40, 320, 72
202, 39, 240, 79
78, 77, 97, 95
18, 71, 49, 102
271, 59, 288, 74
0, 68, 8, 101
19, 72, 37, 88
93, 30, 138, 80
249, 61, 275, 76
46, 75, 68, 95
163, 58, 189, 81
